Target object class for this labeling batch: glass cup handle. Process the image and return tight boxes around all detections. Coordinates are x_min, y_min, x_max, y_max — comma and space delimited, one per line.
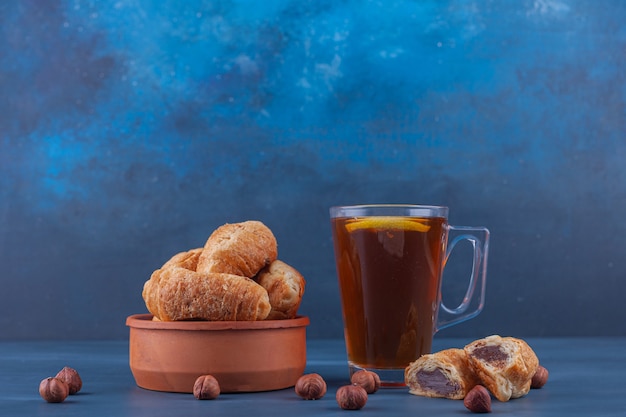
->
436, 225, 490, 332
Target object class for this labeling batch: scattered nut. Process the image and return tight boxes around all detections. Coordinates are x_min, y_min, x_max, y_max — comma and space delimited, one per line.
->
350, 370, 381, 394
39, 377, 69, 403
295, 373, 327, 400
531, 365, 549, 389
464, 385, 491, 413
193, 375, 220, 400
336, 384, 368, 410
55, 366, 82, 395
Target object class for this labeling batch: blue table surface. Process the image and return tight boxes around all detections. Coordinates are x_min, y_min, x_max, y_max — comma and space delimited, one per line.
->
1, 337, 625, 417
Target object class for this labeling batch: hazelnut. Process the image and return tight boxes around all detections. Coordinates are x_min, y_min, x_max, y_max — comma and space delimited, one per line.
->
193, 375, 220, 400
350, 370, 381, 394
336, 384, 368, 410
531, 365, 549, 389
55, 366, 82, 395
463, 385, 491, 413
295, 373, 327, 400
39, 377, 69, 403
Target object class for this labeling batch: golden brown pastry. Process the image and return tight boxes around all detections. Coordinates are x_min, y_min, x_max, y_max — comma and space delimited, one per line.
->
161, 248, 203, 271
196, 221, 278, 278
405, 348, 479, 400
464, 335, 539, 401
142, 266, 271, 321
255, 260, 306, 320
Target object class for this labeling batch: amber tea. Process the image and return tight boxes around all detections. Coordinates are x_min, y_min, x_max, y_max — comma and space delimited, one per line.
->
330, 205, 489, 386
331, 216, 446, 369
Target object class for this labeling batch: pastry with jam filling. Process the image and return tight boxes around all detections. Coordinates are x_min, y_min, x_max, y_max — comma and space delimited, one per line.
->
464, 335, 539, 401
405, 348, 479, 400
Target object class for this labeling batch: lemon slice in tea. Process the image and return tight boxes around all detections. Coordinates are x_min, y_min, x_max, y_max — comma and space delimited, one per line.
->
345, 217, 431, 233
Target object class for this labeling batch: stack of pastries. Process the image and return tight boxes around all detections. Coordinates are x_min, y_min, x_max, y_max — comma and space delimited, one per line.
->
405, 335, 541, 402
142, 220, 306, 321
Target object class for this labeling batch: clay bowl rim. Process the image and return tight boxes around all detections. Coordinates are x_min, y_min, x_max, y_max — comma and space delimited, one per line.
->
126, 313, 310, 331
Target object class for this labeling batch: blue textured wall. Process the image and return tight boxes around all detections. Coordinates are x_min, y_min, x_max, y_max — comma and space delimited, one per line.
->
1, 0, 625, 340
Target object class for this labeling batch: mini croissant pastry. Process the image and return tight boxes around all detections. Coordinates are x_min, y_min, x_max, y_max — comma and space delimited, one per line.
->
142, 267, 271, 321
405, 348, 479, 400
197, 221, 278, 278
464, 335, 539, 401
255, 260, 306, 320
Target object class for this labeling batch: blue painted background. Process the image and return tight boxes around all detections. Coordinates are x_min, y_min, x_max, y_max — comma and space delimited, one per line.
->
1, 0, 625, 340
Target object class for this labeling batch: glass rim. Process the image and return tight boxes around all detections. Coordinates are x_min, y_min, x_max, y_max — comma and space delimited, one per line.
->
329, 204, 449, 219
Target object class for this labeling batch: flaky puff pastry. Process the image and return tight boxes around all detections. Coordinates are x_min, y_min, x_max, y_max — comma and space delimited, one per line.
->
142, 266, 271, 321
464, 335, 539, 402
161, 248, 203, 271
197, 221, 278, 278
405, 348, 479, 400
255, 260, 306, 320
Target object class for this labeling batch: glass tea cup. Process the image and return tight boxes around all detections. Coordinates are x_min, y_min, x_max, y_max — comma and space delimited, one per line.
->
330, 204, 489, 386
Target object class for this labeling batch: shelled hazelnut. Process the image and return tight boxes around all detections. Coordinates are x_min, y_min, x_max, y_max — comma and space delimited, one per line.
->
531, 365, 549, 389
295, 373, 327, 400
193, 375, 220, 400
55, 366, 82, 395
39, 377, 69, 403
463, 385, 491, 413
350, 370, 381, 394
336, 384, 368, 410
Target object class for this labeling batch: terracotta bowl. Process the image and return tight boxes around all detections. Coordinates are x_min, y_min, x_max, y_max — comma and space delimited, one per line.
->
126, 314, 310, 393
